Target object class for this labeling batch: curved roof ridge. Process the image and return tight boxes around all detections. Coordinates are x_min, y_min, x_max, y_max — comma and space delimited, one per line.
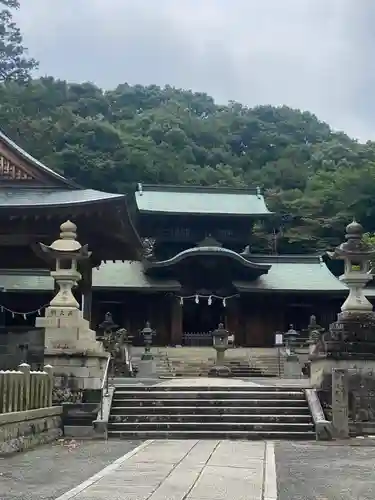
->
145, 245, 272, 272
0, 129, 80, 189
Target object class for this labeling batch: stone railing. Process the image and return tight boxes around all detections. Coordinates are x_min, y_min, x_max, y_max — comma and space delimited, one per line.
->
0, 363, 53, 414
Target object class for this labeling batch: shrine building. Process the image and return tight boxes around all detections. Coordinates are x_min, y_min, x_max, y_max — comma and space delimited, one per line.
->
0, 130, 374, 365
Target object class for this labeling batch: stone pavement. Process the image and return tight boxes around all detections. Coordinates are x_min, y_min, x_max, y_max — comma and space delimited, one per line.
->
0, 439, 141, 500
275, 440, 375, 500
54, 440, 276, 500
3, 438, 375, 499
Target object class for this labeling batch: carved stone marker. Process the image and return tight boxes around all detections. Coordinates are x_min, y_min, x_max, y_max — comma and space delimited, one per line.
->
332, 368, 349, 439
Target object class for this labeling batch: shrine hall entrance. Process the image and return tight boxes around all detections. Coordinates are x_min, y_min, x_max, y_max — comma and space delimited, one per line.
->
182, 298, 225, 346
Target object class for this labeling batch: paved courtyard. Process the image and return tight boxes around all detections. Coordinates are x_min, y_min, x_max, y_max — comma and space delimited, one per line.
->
2, 438, 375, 500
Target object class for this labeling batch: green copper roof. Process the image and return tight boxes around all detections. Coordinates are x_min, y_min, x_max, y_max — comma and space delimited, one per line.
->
234, 255, 349, 293
0, 189, 125, 208
0, 269, 54, 292
92, 261, 180, 291
135, 184, 272, 216
0, 262, 180, 292
1, 256, 374, 295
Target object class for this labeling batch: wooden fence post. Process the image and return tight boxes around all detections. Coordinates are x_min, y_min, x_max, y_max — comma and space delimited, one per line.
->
44, 365, 54, 408
19, 363, 31, 411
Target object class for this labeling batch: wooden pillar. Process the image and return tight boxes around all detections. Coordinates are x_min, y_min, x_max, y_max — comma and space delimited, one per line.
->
0, 292, 6, 331
152, 295, 168, 345
170, 296, 183, 346
81, 265, 93, 325
226, 298, 240, 343
243, 297, 265, 347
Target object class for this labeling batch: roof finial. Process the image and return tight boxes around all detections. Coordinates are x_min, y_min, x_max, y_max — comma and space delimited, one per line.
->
138, 183, 143, 195
256, 186, 261, 198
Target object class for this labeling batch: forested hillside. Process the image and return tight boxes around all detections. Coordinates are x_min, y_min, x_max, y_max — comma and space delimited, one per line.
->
1, 1, 375, 254
1, 78, 375, 253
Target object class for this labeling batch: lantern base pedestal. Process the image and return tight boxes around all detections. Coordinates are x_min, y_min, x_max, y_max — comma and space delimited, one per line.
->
208, 365, 232, 378
310, 310, 375, 389
44, 350, 108, 393
310, 357, 375, 389
37, 306, 107, 392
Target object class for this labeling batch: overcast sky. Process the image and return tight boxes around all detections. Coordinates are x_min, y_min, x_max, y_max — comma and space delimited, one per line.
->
14, 0, 374, 141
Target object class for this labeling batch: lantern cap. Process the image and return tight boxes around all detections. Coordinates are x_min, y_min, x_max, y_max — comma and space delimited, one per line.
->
49, 220, 81, 252
38, 220, 91, 260
327, 218, 375, 261
346, 219, 363, 238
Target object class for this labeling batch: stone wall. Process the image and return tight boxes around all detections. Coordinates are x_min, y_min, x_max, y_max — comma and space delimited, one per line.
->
317, 365, 375, 425
0, 406, 62, 455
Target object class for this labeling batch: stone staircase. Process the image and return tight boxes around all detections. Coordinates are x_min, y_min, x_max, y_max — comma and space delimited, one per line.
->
156, 347, 285, 378
251, 354, 284, 377
107, 385, 315, 439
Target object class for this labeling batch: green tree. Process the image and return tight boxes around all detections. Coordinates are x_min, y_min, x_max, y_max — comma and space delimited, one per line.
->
363, 233, 375, 271
0, 0, 38, 82
1, 79, 375, 254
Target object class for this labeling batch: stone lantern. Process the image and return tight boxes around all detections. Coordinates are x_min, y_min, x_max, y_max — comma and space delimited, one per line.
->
327, 220, 375, 314
309, 220, 375, 390
212, 323, 229, 362
39, 220, 90, 309
209, 323, 231, 377
284, 324, 298, 352
307, 315, 323, 343
36, 220, 107, 393
141, 321, 154, 360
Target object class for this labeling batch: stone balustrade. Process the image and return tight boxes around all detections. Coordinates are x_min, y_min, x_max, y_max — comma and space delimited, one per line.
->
0, 363, 53, 414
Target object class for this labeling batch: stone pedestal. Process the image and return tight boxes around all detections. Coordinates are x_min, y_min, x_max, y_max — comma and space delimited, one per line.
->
216, 349, 225, 365
310, 358, 375, 388
283, 355, 302, 379
310, 310, 375, 387
332, 368, 349, 438
310, 220, 375, 435
36, 306, 107, 390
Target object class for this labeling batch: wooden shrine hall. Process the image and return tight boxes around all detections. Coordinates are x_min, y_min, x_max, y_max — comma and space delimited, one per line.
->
1, 130, 375, 365
0, 129, 142, 325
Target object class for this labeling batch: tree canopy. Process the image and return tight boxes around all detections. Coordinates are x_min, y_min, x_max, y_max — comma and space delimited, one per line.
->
0, 0, 38, 83
1, 77, 375, 253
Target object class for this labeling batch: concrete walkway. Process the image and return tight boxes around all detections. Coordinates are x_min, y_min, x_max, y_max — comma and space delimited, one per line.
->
55, 440, 276, 500
4, 438, 375, 499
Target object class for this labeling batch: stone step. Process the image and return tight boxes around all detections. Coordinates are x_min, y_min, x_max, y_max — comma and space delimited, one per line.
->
158, 369, 270, 375
114, 385, 302, 392
108, 384, 313, 441
110, 405, 311, 415
107, 429, 315, 440
111, 398, 308, 407
107, 429, 314, 442
107, 421, 314, 432
158, 366, 284, 377
113, 390, 305, 400
109, 414, 312, 423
